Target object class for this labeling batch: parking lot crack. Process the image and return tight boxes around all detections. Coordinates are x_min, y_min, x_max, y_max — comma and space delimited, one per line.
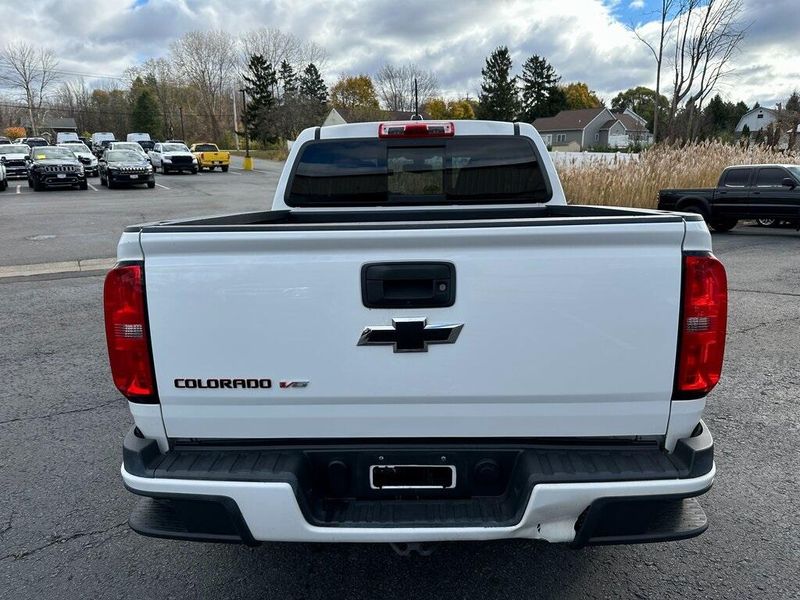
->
0, 399, 119, 426
0, 521, 127, 562
0, 511, 13, 536
729, 288, 800, 298
731, 315, 800, 335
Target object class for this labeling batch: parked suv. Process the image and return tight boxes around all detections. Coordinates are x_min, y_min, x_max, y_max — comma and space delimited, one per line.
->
58, 141, 99, 177
28, 145, 87, 191
99, 149, 155, 189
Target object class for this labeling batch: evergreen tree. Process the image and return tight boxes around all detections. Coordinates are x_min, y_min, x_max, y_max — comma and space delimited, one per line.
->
130, 89, 161, 136
242, 54, 278, 144
477, 46, 519, 121
279, 60, 297, 97
786, 91, 800, 113
519, 55, 561, 122
299, 63, 327, 103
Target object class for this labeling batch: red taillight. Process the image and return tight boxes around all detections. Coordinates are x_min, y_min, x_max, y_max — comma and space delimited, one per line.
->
103, 263, 157, 403
674, 253, 728, 398
378, 121, 455, 138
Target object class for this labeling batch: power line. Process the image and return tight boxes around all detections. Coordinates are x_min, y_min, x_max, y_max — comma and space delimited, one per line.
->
0, 101, 237, 121
0, 59, 129, 82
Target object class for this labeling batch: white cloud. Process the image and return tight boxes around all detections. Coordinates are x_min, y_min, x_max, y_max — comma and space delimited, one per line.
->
0, 0, 796, 109
629, 0, 645, 9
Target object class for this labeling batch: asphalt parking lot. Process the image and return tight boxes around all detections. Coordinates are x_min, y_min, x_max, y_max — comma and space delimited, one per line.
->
1, 163, 799, 599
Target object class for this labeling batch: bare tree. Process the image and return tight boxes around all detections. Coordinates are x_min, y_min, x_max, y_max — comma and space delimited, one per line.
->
665, 0, 747, 140
630, 0, 677, 143
0, 42, 59, 135
171, 30, 239, 142
374, 63, 439, 112
240, 28, 327, 72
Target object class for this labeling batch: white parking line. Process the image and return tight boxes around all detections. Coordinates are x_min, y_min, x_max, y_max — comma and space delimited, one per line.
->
88, 182, 98, 192
155, 183, 170, 190
16, 185, 21, 194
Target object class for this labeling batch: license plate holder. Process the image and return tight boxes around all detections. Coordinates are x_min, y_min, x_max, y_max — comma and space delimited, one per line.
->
370, 464, 456, 490
130, 174, 139, 179
57, 173, 66, 179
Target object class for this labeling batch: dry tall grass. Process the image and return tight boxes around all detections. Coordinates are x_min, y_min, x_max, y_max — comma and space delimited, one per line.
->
558, 141, 795, 208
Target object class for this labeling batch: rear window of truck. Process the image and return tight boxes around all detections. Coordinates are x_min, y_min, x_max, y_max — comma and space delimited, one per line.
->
286, 136, 550, 206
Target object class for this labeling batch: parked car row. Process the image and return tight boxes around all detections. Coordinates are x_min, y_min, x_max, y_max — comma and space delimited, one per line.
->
0, 143, 157, 192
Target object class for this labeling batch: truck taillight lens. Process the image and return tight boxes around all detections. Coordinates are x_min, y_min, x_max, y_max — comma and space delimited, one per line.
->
674, 253, 727, 399
378, 121, 455, 138
103, 262, 158, 403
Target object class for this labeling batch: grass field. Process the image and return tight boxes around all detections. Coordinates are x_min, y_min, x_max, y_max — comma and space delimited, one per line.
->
559, 141, 793, 208
229, 147, 290, 161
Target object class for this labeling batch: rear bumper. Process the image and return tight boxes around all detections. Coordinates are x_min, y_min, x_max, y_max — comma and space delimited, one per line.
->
121, 423, 715, 545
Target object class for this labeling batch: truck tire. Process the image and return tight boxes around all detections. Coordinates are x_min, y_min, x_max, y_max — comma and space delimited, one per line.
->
709, 218, 737, 232
221, 165, 229, 172
34, 177, 45, 191
191, 167, 198, 174
107, 178, 115, 190
147, 182, 156, 189
0, 179, 6, 191
79, 180, 88, 191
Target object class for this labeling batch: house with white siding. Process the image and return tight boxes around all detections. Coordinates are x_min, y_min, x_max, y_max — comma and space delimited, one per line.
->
533, 108, 653, 151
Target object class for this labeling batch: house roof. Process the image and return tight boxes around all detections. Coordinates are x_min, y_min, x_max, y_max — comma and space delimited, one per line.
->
532, 108, 607, 132
613, 112, 649, 132
598, 119, 618, 131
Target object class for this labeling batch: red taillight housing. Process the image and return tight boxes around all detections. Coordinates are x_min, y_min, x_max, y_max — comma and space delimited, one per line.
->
103, 262, 158, 403
378, 121, 455, 138
674, 253, 728, 399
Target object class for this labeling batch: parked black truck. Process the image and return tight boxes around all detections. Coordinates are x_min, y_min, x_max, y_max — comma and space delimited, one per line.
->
658, 164, 800, 231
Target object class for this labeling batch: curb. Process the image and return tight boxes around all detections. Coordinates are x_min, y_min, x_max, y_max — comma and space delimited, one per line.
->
0, 258, 116, 279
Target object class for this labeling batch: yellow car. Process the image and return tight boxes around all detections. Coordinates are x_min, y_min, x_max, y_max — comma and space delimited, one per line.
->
190, 143, 230, 172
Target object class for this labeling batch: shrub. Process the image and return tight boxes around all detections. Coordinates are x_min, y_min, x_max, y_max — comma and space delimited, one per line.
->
4, 126, 25, 140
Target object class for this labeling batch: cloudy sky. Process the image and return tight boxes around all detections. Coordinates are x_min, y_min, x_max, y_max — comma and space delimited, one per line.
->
1, 0, 797, 108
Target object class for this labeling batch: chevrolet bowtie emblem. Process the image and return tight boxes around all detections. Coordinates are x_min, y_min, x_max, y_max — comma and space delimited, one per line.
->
358, 318, 464, 353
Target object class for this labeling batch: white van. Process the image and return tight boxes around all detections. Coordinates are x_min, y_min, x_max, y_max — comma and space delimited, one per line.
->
127, 133, 151, 142
90, 132, 116, 147
56, 132, 79, 144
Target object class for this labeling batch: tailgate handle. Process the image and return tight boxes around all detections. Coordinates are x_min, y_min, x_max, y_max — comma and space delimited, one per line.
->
362, 262, 455, 308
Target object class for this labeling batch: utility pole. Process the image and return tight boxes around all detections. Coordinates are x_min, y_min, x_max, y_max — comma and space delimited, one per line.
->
179, 106, 186, 141
239, 88, 252, 171
232, 88, 240, 151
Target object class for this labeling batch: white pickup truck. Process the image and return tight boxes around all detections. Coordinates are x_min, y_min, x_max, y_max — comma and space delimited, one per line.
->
106, 120, 725, 551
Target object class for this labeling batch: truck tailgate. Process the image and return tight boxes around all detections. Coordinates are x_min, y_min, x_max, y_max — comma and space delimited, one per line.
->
140, 221, 685, 440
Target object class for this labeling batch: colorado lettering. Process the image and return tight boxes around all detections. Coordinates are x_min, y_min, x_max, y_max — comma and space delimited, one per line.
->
174, 378, 272, 389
